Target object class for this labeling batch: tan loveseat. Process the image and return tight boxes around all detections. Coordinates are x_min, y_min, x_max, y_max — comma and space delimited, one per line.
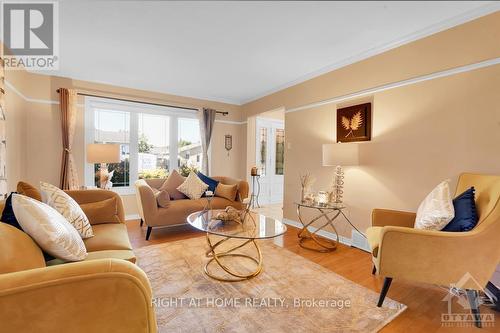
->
0, 183, 157, 333
135, 176, 249, 240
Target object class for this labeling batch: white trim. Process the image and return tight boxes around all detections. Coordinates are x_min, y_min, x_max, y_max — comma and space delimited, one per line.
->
241, 3, 500, 104
125, 214, 140, 221
4, 80, 59, 105
285, 57, 500, 114
283, 218, 352, 247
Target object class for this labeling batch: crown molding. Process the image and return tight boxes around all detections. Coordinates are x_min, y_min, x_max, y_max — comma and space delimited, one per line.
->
241, 3, 500, 105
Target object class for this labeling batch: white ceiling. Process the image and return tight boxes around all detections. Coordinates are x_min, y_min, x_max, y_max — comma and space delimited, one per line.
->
43, 1, 500, 105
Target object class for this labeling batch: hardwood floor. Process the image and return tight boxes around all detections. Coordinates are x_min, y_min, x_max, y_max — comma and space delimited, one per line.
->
127, 219, 498, 332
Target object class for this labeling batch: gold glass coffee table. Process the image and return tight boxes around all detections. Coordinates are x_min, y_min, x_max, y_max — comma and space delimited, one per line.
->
187, 210, 287, 282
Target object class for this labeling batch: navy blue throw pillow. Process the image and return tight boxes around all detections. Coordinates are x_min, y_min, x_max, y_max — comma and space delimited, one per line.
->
197, 172, 219, 193
1, 192, 22, 230
442, 187, 478, 232
1, 192, 55, 261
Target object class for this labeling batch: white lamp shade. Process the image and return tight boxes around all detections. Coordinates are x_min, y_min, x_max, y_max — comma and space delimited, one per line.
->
87, 144, 121, 164
322, 143, 359, 166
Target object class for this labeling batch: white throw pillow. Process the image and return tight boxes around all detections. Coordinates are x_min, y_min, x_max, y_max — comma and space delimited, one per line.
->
415, 180, 455, 231
12, 194, 87, 261
40, 182, 94, 239
177, 172, 209, 200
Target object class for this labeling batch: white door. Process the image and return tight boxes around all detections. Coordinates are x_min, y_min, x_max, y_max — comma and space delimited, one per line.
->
256, 118, 285, 205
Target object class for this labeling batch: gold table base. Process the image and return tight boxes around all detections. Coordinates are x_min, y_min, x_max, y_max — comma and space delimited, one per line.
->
297, 206, 340, 252
204, 233, 263, 282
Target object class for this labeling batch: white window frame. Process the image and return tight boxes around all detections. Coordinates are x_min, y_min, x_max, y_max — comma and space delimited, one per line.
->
84, 96, 200, 195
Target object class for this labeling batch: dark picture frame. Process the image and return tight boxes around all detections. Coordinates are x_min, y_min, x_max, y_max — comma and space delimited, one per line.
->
336, 103, 371, 142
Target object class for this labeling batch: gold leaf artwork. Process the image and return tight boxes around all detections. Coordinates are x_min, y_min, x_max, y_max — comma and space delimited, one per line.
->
342, 111, 363, 138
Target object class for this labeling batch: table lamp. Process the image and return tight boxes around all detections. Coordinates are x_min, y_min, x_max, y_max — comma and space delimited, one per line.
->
322, 143, 359, 204
87, 143, 121, 189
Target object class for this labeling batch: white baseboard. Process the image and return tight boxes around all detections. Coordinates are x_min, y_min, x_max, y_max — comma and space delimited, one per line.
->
282, 218, 369, 253
125, 214, 140, 221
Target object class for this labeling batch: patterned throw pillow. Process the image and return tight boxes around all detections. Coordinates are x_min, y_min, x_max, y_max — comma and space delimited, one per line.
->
415, 180, 455, 230
12, 194, 87, 261
40, 182, 94, 239
177, 172, 209, 200
160, 170, 187, 200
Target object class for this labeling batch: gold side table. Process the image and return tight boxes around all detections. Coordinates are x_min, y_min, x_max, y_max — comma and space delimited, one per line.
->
295, 202, 347, 252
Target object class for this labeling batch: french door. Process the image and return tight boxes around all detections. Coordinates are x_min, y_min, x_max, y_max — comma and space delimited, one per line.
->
256, 118, 285, 204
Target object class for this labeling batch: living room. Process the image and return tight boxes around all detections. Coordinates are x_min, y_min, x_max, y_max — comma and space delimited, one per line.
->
1, 1, 499, 332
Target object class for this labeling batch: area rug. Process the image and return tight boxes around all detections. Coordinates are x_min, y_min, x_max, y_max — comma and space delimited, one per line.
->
135, 237, 406, 332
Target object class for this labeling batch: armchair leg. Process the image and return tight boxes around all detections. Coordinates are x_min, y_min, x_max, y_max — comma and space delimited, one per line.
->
466, 289, 482, 328
140, 218, 144, 227
145, 227, 152, 240
377, 277, 393, 307
372, 265, 376, 275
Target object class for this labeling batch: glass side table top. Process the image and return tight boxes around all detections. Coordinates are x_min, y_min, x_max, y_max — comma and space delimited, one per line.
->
187, 210, 287, 240
295, 201, 346, 210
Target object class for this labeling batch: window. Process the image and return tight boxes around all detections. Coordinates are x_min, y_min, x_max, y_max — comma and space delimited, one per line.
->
178, 118, 202, 173
275, 128, 285, 175
258, 127, 267, 176
85, 97, 202, 193
138, 113, 170, 179
93, 109, 130, 187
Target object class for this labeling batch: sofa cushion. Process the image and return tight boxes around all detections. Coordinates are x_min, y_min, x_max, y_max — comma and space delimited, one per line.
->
443, 187, 478, 232
415, 180, 454, 231
155, 190, 170, 208
79, 197, 121, 225
12, 194, 87, 261
215, 183, 238, 201
160, 170, 187, 200
40, 182, 94, 239
197, 172, 219, 193
46, 250, 136, 265
83, 223, 132, 252
17, 181, 42, 201
177, 172, 209, 200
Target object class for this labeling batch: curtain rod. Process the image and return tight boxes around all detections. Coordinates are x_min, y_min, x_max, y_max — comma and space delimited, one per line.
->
55, 89, 229, 116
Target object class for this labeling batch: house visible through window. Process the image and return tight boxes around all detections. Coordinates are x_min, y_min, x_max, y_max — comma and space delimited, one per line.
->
85, 97, 202, 192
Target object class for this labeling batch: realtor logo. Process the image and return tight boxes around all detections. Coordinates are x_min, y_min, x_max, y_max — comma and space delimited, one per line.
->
1, 1, 59, 70
441, 272, 495, 328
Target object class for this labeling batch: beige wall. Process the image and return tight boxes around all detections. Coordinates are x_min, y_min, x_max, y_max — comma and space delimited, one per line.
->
5, 70, 246, 216
242, 12, 500, 238
284, 66, 500, 237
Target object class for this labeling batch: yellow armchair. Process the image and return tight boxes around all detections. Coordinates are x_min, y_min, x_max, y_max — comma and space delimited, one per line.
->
367, 173, 500, 328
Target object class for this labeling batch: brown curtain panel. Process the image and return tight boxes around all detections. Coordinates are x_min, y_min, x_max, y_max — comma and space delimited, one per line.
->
59, 88, 79, 190
200, 108, 216, 175
0, 56, 6, 198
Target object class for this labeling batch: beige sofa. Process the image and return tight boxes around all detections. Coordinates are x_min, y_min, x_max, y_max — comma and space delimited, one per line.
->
0, 182, 157, 333
135, 176, 249, 240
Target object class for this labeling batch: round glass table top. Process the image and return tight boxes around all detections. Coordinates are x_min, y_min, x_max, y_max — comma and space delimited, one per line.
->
295, 201, 346, 210
186, 210, 287, 240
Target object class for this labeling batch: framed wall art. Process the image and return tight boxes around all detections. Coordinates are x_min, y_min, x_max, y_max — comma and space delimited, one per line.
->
336, 103, 371, 142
